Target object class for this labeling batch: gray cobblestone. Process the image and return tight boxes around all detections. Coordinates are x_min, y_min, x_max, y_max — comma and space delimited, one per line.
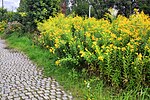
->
0, 39, 73, 99
14, 97, 21, 100
31, 98, 38, 100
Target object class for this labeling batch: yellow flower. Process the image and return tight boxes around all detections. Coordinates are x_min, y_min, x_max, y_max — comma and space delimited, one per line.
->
113, 45, 117, 50
137, 53, 142, 61
91, 35, 96, 40
92, 42, 97, 46
117, 37, 122, 41
121, 47, 126, 51
98, 56, 104, 61
49, 47, 55, 53
127, 43, 134, 49
101, 45, 105, 49
46, 45, 49, 48
77, 45, 80, 48
80, 51, 85, 57
54, 43, 59, 48
145, 45, 149, 50
111, 33, 117, 38
55, 60, 60, 66
85, 32, 91, 37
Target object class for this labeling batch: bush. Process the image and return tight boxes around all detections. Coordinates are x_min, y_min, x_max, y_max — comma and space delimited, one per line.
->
37, 11, 150, 89
0, 21, 7, 34
4, 21, 24, 35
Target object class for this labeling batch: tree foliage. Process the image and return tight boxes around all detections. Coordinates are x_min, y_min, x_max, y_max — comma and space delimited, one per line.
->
138, 0, 150, 15
69, 0, 150, 18
18, 0, 61, 32
0, 8, 21, 22
0, 8, 8, 21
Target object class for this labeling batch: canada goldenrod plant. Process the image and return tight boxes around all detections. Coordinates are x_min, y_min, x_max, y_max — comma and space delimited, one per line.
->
37, 11, 150, 89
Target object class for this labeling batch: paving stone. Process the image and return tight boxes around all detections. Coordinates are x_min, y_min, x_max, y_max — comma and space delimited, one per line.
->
43, 96, 49, 99
62, 96, 69, 100
50, 95, 56, 99
56, 98, 62, 100
37, 97, 44, 100
0, 39, 73, 100
7, 95, 13, 99
25, 92, 32, 95
2, 93, 8, 97
14, 97, 21, 100
56, 91, 62, 95
21, 96, 29, 99
29, 95, 34, 98
19, 93, 25, 97
56, 95, 62, 98
44, 93, 49, 96
31, 98, 38, 100
1, 97, 7, 100
44, 90, 50, 93
14, 94, 19, 98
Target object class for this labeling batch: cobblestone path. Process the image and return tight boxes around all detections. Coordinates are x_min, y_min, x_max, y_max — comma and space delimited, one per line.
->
0, 39, 73, 100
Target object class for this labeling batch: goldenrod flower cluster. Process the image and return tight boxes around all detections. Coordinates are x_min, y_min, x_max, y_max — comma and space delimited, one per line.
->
38, 11, 150, 88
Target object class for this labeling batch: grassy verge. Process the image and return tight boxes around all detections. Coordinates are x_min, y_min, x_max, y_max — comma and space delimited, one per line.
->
1, 33, 149, 100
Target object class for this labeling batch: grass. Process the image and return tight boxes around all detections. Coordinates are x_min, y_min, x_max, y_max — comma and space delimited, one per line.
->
0, 32, 149, 100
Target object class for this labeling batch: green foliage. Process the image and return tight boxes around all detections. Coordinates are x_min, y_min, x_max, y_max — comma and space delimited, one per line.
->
0, 7, 22, 23
6, 12, 22, 22
17, 0, 61, 32
0, 8, 8, 21
69, 0, 150, 18
138, 0, 150, 15
4, 21, 24, 35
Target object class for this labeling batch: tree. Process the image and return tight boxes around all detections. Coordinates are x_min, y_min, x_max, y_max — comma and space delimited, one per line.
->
0, 8, 7, 21
138, 0, 150, 15
18, 0, 61, 32
68, 0, 150, 18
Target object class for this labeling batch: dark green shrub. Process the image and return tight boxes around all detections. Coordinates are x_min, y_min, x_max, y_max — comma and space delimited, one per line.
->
4, 21, 24, 35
